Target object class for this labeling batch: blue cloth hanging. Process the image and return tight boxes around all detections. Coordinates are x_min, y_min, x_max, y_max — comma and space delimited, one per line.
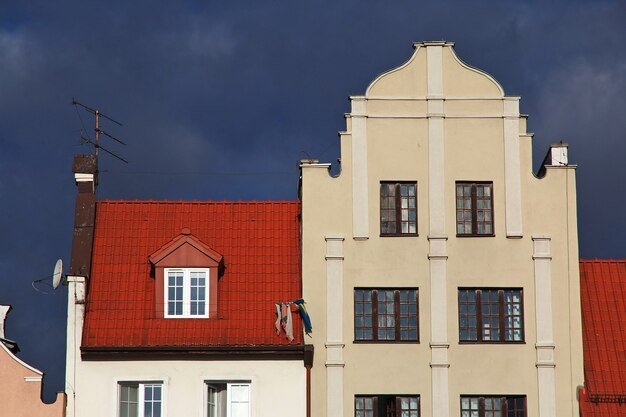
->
293, 299, 312, 336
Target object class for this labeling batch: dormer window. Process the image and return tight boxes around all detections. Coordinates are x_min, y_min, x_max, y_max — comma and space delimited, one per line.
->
149, 228, 224, 319
165, 268, 209, 318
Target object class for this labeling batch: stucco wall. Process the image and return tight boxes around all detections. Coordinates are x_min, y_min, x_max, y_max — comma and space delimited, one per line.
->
0, 342, 65, 417
71, 359, 306, 417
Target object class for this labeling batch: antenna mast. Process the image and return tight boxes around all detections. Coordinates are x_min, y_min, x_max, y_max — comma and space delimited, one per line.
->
72, 98, 128, 163
95, 109, 99, 158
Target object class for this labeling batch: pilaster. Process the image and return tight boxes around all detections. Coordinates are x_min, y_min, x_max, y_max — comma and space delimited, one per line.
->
350, 98, 369, 240
427, 43, 450, 417
504, 98, 523, 237
325, 236, 345, 417
532, 236, 556, 417
65, 275, 86, 417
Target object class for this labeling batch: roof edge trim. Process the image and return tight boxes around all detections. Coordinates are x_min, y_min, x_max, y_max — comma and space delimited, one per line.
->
447, 46, 505, 96
365, 44, 422, 96
0, 341, 44, 376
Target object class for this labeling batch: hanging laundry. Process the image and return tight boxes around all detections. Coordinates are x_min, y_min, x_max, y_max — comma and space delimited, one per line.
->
275, 302, 294, 341
274, 304, 282, 336
283, 303, 293, 341
274, 299, 313, 340
293, 299, 313, 336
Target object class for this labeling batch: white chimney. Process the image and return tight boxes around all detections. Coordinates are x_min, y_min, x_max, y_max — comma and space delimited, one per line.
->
0, 305, 11, 339
547, 143, 568, 166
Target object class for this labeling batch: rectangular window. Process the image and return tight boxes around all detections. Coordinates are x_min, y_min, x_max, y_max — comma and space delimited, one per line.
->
460, 396, 526, 417
206, 382, 251, 417
165, 268, 209, 318
355, 395, 420, 417
355, 289, 418, 342
456, 182, 493, 236
118, 382, 162, 417
458, 289, 524, 343
380, 182, 417, 236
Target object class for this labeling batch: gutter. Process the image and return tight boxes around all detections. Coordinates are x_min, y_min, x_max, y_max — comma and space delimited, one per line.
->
81, 344, 309, 361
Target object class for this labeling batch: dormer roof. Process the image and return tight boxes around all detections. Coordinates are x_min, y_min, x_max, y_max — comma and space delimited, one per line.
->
148, 229, 223, 268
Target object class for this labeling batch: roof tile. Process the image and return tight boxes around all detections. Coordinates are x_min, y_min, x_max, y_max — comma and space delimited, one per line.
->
82, 200, 303, 348
579, 260, 626, 416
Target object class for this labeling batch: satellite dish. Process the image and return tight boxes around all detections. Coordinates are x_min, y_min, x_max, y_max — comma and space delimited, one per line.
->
52, 259, 63, 289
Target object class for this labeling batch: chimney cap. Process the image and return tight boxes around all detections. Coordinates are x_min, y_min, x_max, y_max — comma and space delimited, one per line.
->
73, 154, 97, 174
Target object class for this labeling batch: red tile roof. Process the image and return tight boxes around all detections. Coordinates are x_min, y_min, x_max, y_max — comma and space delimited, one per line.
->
82, 200, 302, 349
579, 260, 626, 417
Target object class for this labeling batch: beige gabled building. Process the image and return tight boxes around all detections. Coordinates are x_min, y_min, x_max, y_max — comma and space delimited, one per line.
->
299, 42, 583, 417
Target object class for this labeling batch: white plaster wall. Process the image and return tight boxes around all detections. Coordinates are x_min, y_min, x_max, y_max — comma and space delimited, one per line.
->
73, 359, 306, 417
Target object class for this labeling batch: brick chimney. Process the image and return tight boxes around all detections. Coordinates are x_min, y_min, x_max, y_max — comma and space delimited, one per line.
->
69, 154, 97, 278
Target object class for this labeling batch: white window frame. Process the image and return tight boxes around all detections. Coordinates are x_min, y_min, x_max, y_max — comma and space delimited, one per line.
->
118, 381, 164, 417
204, 381, 251, 417
164, 268, 210, 318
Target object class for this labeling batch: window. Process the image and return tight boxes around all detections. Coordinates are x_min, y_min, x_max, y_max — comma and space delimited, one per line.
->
355, 395, 419, 417
380, 182, 417, 235
119, 382, 162, 417
460, 396, 526, 417
456, 182, 493, 236
164, 268, 209, 318
206, 382, 251, 417
458, 289, 523, 343
354, 289, 418, 342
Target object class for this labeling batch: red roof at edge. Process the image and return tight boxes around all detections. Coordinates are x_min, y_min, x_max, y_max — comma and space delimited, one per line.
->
82, 200, 302, 348
579, 260, 626, 417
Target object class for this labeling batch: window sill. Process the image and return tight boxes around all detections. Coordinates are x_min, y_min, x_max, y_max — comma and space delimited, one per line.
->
456, 234, 495, 238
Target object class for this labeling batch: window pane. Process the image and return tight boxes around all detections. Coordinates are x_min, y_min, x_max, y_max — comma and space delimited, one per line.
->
460, 289, 524, 343
504, 290, 523, 341
456, 182, 493, 235
400, 290, 418, 341
458, 290, 477, 341
507, 397, 527, 417
356, 288, 418, 342
380, 182, 417, 235
231, 404, 248, 417
189, 271, 207, 316
355, 289, 373, 340
167, 271, 184, 316
355, 396, 375, 417
230, 385, 249, 402
207, 386, 217, 417
230, 385, 250, 417
119, 384, 138, 417
143, 384, 161, 417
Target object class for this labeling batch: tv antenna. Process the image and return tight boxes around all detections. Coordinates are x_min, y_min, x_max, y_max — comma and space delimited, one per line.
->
31, 259, 65, 295
72, 98, 128, 164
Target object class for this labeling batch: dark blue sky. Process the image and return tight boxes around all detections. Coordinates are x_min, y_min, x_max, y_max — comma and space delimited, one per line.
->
1, 0, 625, 402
